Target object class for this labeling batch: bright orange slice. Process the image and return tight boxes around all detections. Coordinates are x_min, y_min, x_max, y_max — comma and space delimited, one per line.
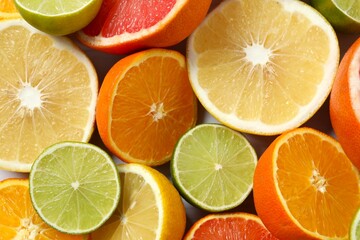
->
0, 178, 89, 239
184, 212, 278, 240
96, 48, 197, 166
0, 0, 21, 20
253, 127, 360, 239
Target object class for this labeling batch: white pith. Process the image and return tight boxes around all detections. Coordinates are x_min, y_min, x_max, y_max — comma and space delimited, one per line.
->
244, 43, 272, 66
16, 218, 41, 239
148, 102, 167, 122
18, 84, 42, 110
309, 169, 327, 193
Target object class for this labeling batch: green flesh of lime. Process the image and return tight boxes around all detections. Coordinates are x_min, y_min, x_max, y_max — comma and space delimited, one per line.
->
334, 0, 360, 21
30, 142, 120, 234
171, 124, 257, 212
311, 0, 360, 33
14, 0, 102, 35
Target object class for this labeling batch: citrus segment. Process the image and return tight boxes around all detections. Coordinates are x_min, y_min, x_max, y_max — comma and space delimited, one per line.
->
171, 124, 257, 212
311, 0, 360, 33
350, 208, 360, 240
14, 0, 102, 35
84, 0, 177, 36
0, 0, 21, 20
76, 0, 212, 54
0, 178, 89, 239
91, 163, 186, 240
253, 127, 360, 239
330, 36, 360, 170
96, 48, 197, 166
187, 0, 339, 135
29, 142, 120, 234
0, 19, 97, 172
184, 212, 278, 240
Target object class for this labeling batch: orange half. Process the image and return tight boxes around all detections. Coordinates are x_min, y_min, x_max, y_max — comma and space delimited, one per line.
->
96, 48, 197, 166
253, 127, 360, 239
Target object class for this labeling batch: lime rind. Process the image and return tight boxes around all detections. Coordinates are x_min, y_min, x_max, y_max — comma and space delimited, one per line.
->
333, 0, 360, 21
15, 0, 97, 15
171, 123, 257, 212
14, 0, 103, 35
350, 208, 360, 240
29, 141, 121, 234
311, 0, 360, 33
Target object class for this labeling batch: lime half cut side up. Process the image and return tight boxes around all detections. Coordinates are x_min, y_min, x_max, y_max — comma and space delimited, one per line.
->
311, 0, 360, 33
29, 141, 121, 234
171, 123, 257, 212
14, 0, 103, 35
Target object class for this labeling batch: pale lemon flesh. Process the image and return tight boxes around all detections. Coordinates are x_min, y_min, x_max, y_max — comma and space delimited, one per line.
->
0, 19, 97, 172
187, 0, 339, 135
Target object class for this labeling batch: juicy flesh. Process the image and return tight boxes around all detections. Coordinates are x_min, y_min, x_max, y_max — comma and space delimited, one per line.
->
32, 145, 120, 232
175, 125, 256, 209
0, 0, 18, 13
0, 25, 93, 165
18, 0, 93, 15
276, 132, 360, 237
92, 172, 159, 239
0, 182, 84, 239
334, 0, 360, 21
192, 217, 276, 239
110, 55, 195, 163
83, 0, 177, 37
193, 0, 330, 125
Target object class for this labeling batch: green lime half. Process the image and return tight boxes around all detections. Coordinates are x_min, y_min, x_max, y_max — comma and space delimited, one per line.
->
171, 123, 257, 212
29, 141, 121, 234
311, 0, 360, 33
14, 0, 102, 35
350, 208, 360, 240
